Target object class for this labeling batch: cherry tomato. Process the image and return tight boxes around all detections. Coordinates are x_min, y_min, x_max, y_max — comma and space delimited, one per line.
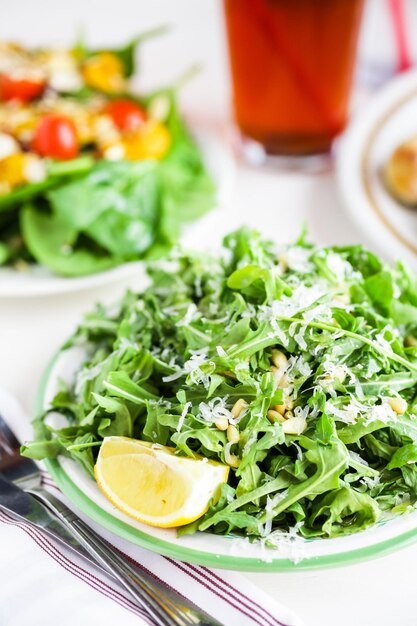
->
33, 114, 79, 160
0, 74, 45, 102
105, 99, 147, 132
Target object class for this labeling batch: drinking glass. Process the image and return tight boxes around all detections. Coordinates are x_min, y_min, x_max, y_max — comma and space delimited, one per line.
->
223, 0, 365, 168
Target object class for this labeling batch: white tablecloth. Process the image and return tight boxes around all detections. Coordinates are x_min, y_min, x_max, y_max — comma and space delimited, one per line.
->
2, 1, 417, 625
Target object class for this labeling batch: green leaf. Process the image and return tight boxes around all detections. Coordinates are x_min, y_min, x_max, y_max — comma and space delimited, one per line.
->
364, 271, 394, 314
47, 161, 159, 257
227, 265, 269, 290
104, 371, 159, 404
21, 204, 117, 276
392, 301, 417, 326
0, 241, 10, 264
315, 412, 334, 444
388, 444, 417, 470
199, 475, 290, 531
346, 372, 417, 395
142, 402, 171, 444
20, 439, 63, 459
309, 487, 380, 537
85, 26, 169, 77
338, 420, 389, 445
93, 393, 133, 437
0, 157, 94, 212
261, 438, 349, 519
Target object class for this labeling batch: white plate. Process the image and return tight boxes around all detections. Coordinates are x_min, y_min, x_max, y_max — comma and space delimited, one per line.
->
0, 128, 234, 298
337, 69, 417, 269
37, 344, 417, 571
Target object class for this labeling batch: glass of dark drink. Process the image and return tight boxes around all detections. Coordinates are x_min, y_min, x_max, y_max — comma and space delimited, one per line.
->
223, 0, 365, 168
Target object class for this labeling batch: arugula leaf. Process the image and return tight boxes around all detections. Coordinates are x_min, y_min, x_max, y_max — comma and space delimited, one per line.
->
388, 444, 417, 470
364, 271, 394, 315
23, 227, 417, 543
93, 393, 133, 438
309, 487, 380, 537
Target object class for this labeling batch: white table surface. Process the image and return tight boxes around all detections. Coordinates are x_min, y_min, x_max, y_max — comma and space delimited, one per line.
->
2, 1, 417, 625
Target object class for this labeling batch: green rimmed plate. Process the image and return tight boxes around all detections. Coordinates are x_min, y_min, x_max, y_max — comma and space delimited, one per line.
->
37, 344, 417, 572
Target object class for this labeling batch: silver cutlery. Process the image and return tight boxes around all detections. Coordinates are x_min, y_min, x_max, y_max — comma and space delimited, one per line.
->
0, 413, 223, 626
0, 476, 116, 579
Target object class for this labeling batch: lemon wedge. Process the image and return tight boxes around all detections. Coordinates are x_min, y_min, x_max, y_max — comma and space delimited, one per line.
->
94, 436, 230, 528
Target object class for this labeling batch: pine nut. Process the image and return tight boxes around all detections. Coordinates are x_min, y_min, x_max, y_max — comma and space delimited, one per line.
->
271, 365, 282, 387
231, 398, 247, 419
271, 349, 288, 370
282, 416, 307, 435
271, 404, 286, 416
271, 394, 293, 415
267, 409, 285, 424
333, 292, 350, 305
278, 373, 289, 389
227, 424, 240, 444
284, 396, 294, 410
321, 367, 346, 385
224, 443, 240, 468
387, 397, 408, 415
278, 253, 288, 272
271, 366, 289, 389
333, 367, 347, 383
214, 417, 228, 431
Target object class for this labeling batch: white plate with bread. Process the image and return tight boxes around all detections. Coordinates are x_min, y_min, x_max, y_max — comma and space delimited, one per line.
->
337, 70, 417, 270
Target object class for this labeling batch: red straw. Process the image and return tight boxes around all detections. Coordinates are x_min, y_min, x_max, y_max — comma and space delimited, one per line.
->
388, 0, 412, 72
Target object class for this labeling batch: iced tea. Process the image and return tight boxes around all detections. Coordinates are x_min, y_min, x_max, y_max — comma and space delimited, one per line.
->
223, 0, 364, 157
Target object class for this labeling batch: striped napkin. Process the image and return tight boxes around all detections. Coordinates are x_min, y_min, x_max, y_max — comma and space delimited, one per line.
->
0, 388, 303, 626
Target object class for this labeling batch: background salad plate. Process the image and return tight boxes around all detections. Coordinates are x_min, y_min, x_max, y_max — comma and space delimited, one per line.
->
0, 128, 233, 298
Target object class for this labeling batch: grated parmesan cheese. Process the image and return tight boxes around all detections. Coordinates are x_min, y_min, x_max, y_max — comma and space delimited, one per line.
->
176, 401, 192, 432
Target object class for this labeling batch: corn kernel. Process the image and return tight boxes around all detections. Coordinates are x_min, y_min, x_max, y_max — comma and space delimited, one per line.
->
0, 153, 26, 187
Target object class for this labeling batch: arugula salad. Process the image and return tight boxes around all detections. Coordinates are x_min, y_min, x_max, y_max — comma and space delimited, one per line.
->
24, 228, 417, 540
0, 33, 215, 275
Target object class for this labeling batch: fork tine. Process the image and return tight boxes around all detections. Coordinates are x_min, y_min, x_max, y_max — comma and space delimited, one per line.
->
0, 413, 21, 449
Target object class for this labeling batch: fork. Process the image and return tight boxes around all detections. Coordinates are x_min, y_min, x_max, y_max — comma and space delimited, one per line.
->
0, 413, 222, 626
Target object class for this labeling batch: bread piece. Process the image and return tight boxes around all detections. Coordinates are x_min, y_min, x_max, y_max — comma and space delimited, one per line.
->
384, 136, 417, 205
